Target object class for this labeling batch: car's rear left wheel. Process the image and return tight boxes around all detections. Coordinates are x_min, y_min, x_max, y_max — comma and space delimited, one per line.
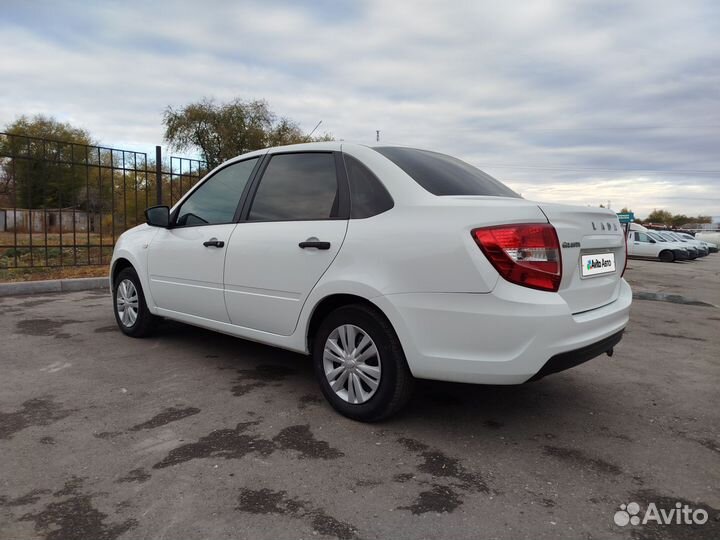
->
313, 304, 414, 422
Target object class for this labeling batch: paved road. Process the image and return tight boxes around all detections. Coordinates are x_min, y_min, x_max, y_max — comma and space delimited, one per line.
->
1, 257, 719, 539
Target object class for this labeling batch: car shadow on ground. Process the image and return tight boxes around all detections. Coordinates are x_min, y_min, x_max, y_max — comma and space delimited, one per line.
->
148, 318, 598, 432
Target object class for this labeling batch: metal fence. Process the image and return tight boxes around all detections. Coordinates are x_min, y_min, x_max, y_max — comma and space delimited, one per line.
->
0, 132, 207, 269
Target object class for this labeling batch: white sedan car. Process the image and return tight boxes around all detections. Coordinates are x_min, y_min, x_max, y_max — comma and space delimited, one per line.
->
110, 142, 631, 421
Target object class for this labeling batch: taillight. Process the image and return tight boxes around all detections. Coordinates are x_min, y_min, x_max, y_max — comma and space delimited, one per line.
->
621, 232, 628, 277
472, 223, 562, 292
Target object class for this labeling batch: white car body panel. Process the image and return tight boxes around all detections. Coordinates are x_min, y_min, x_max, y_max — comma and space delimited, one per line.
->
111, 142, 631, 384
537, 204, 624, 313
224, 220, 348, 335
148, 224, 236, 323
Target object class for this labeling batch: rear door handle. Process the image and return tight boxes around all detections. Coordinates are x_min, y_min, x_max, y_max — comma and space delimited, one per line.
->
299, 239, 331, 250
203, 238, 225, 248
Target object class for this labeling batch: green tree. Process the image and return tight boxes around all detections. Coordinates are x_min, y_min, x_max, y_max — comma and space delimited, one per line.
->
162, 98, 332, 169
646, 208, 673, 224
1, 115, 94, 208
670, 214, 689, 227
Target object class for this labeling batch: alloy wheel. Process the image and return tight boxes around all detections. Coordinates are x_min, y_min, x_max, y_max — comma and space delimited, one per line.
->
116, 279, 139, 327
323, 324, 382, 404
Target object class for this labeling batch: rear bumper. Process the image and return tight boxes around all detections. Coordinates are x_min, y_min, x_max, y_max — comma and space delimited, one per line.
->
527, 330, 623, 381
374, 278, 632, 385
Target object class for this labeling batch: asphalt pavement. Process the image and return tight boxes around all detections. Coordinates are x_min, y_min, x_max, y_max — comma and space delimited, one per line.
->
1, 256, 718, 539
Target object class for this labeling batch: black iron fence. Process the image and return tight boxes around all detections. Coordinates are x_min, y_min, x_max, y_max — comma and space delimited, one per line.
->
0, 132, 207, 269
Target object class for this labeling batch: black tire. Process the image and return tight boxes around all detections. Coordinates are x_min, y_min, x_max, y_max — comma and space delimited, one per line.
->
112, 267, 158, 338
659, 250, 674, 263
312, 304, 414, 422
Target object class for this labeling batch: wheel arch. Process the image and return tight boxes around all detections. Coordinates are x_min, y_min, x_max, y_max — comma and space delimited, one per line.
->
305, 293, 395, 354
111, 257, 134, 288
109, 247, 157, 311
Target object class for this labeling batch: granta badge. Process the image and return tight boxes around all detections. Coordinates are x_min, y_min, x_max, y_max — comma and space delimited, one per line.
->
562, 241, 581, 248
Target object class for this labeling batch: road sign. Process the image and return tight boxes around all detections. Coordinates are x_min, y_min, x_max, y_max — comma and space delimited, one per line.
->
617, 212, 634, 223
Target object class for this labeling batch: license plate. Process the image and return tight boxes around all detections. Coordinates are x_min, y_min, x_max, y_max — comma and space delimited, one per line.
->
581, 253, 616, 277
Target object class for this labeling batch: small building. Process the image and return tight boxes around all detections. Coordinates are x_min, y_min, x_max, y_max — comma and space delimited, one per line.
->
0, 208, 99, 233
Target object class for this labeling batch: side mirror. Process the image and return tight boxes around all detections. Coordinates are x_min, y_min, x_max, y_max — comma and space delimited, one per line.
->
145, 205, 170, 228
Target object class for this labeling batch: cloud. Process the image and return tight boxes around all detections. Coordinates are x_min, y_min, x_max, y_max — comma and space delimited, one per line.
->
1, 0, 718, 217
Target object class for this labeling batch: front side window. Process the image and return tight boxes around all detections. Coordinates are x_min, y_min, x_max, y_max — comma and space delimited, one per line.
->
248, 153, 339, 221
374, 146, 520, 197
636, 232, 651, 242
176, 158, 258, 226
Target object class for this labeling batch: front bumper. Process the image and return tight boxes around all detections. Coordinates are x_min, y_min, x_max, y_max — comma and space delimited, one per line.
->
374, 278, 632, 385
673, 249, 689, 260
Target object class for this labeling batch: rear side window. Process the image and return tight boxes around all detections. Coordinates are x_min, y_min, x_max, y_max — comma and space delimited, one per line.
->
248, 153, 339, 221
344, 154, 394, 218
374, 146, 520, 197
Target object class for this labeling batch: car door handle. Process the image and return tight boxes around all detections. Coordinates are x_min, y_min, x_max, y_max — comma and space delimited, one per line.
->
299, 240, 331, 250
203, 238, 225, 248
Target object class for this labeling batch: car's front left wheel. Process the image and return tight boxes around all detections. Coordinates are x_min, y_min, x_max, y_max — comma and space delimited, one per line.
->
113, 267, 157, 337
312, 304, 414, 422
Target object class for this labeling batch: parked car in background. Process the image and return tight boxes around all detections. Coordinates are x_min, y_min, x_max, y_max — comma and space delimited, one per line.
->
647, 231, 698, 259
109, 142, 631, 421
656, 231, 705, 257
669, 231, 710, 257
627, 229, 688, 262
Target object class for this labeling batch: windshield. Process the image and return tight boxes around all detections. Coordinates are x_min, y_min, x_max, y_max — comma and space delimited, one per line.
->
374, 146, 520, 197
660, 232, 679, 242
648, 232, 668, 242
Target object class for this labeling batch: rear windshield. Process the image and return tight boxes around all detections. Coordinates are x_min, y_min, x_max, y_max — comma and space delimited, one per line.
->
374, 147, 520, 197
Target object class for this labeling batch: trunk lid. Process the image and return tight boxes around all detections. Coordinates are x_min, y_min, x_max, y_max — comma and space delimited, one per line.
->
538, 203, 625, 314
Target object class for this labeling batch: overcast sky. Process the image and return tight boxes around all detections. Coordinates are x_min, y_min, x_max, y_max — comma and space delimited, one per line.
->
2, 0, 718, 218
